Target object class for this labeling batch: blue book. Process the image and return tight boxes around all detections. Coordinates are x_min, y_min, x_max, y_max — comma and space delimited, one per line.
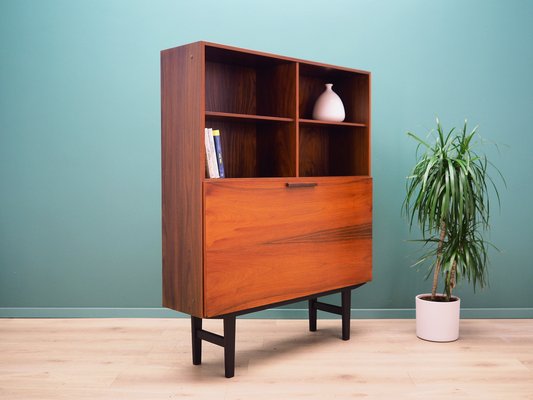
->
212, 129, 225, 178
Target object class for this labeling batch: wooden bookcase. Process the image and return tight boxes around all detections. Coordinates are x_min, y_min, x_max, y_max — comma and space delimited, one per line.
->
161, 41, 372, 377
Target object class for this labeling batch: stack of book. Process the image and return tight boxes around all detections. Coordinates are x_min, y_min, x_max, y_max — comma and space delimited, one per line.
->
204, 128, 225, 178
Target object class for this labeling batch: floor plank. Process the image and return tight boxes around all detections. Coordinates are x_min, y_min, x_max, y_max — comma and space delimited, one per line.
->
1, 318, 532, 399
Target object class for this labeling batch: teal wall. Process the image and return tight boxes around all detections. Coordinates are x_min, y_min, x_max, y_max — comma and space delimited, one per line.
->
1, 0, 532, 318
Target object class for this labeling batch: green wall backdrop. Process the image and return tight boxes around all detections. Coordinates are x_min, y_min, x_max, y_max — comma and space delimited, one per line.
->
1, 0, 532, 318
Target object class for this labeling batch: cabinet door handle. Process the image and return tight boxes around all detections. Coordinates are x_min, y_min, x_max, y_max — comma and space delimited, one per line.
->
285, 182, 318, 189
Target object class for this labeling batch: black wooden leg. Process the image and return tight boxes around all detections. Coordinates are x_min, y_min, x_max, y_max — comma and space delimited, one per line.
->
309, 298, 317, 332
188, 286, 363, 377
341, 289, 351, 341
191, 316, 202, 365
223, 316, 236, 378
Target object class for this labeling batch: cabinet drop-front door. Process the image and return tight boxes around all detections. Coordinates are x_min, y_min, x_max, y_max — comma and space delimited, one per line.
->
203, 177, 372, 317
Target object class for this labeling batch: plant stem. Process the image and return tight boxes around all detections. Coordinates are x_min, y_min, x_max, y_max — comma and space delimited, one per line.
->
449, 259, 457, 298
431, 221, 447, 300
445, 271, 451, 301
444, 260, 457, 301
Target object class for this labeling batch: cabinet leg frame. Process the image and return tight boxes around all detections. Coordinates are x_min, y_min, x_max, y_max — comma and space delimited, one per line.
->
191, 316, 202, 365
189, 286, 360, 378
308, 288, 352, 340
309, 298, 318, 332
190, 315, 236, 378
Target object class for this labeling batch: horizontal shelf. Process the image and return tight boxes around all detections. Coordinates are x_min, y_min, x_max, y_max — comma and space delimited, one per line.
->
205, 111, 294, 123
206, 113, 366, 126
299, 118, 367, 127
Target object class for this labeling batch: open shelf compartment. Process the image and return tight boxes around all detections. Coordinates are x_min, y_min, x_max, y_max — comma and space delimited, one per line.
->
298, 63, 370, 125
205, 117, 296, 178
205, 45, 296, 119
299, 124, 370, 177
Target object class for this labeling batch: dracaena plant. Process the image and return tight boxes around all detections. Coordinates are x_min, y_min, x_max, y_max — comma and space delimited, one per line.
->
403, 118, 504, 301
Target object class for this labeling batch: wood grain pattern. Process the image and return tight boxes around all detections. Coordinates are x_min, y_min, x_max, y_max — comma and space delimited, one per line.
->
350, 73, 371, 175
298, 72, 326, 120
353, 126, 370, 176
349, 73, 370, 125
203, 177, 372, 317
161, 43, 204, 316
205, 61, 257, 115
299, 125, 368, 176
204, 119, 296, 178
2, 318, 533, 398
267, 223, 371, 244
298, 63, 370, 125
299, 124, 329, 176
297, 61, 370, 177
257, 63, 296, 118
162, 42, 372, 320
256, 122, 296, 177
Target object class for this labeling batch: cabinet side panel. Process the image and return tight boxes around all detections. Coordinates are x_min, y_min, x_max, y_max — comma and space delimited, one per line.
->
161, 44, 203, 316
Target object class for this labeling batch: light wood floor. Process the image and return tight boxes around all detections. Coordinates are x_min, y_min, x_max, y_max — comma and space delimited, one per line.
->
1, 318, 532, 399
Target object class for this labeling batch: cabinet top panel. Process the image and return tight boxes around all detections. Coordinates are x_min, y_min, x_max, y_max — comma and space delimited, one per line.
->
162, 41, 371, 76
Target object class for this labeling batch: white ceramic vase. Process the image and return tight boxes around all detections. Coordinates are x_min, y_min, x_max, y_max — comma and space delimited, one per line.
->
312, 83, 345, 122
416, 294, 460, 342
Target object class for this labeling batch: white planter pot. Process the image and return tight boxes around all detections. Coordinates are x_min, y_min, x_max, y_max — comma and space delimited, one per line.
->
415, 294, 460, 342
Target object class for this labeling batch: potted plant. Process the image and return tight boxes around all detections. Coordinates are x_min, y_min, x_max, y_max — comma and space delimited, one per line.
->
403, 118, 504, 342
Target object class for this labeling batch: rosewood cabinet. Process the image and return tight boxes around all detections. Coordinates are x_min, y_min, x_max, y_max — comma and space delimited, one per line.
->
161, 41, 372, 377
